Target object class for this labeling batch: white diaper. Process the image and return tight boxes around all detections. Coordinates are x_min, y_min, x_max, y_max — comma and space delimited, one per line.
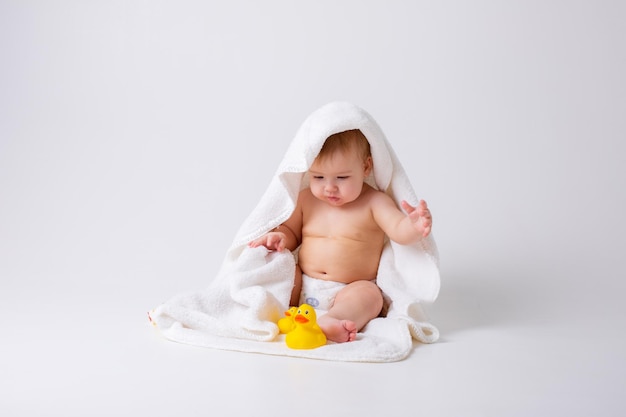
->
298, 274, 346, 311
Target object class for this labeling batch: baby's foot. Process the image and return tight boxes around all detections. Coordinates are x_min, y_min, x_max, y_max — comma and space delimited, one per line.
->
318, 316, 357, 343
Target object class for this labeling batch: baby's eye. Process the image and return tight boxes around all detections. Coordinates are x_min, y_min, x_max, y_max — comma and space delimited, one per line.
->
337, 176, 349, 180
312, 176, 324, 180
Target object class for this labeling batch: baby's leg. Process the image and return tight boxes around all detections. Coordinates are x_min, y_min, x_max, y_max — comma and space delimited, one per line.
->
317, 280, 383, 343
290, 264, 303, 307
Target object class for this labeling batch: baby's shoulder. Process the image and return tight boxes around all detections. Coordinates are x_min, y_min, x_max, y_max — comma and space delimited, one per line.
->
362, 185, 392, 201
364, 186, 398, 211
298, 187, 315, 200
297, 188, 317, 208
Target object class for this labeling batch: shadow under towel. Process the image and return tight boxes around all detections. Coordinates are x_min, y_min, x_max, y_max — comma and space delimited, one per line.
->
149, 101, 441, 362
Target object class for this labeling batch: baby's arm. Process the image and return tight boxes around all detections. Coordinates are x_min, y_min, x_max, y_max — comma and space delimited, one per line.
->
372, 194, 433, 245
248, 224, 298, 252
248, 193, 304, 252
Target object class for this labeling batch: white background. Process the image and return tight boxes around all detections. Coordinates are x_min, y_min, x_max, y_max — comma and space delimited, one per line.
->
1, 1, 624, 416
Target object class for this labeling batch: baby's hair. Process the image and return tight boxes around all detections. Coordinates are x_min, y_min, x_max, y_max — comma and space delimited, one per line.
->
317, 129, 371, 163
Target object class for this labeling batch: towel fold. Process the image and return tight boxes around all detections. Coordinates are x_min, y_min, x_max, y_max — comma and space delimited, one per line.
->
150, 101, 440, 362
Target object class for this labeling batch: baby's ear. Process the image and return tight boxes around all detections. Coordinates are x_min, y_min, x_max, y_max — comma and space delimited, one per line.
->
364, 156, 373, 175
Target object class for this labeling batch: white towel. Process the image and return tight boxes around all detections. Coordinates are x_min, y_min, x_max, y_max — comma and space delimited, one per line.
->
149, 101, 441, 362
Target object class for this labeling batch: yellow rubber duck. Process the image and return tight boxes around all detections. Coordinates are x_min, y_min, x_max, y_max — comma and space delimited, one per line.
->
278, 306, 298, 334
285, 304, 327, 349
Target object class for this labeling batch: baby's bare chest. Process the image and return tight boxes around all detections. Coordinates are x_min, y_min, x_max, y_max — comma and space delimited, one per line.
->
302, 205, 382, 240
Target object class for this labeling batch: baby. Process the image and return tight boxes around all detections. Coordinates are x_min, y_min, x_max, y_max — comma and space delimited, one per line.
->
249, 129, 432, 343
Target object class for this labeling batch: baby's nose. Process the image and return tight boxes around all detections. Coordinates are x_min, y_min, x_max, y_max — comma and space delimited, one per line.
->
324, 181, 338, 191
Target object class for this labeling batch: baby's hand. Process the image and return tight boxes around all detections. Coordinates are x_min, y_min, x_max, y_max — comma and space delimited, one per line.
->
401, 200, 432, 237
248, 232, 287, 252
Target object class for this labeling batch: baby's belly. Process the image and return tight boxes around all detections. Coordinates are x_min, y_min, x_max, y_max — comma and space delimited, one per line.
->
298, 237, 382, 283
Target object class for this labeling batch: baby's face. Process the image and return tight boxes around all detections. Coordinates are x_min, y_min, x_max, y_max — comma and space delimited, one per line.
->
308, 150, 371, 206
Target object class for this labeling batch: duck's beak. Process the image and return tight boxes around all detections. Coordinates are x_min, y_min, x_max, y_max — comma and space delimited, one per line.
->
295, 314, 309, 324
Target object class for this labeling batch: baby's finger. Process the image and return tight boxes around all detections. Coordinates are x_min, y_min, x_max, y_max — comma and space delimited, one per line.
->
268, 235, 279, 248
401, 200, 416, 213
422, 214, 432, 236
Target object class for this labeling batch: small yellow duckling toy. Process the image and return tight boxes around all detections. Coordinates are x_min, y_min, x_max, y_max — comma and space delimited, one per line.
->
277, 306, 298, 334
285, 304, 327, 349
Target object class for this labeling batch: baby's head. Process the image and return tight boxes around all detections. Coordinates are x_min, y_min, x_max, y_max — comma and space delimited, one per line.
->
316, 129, 371, 164
308, 129, 373, 206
